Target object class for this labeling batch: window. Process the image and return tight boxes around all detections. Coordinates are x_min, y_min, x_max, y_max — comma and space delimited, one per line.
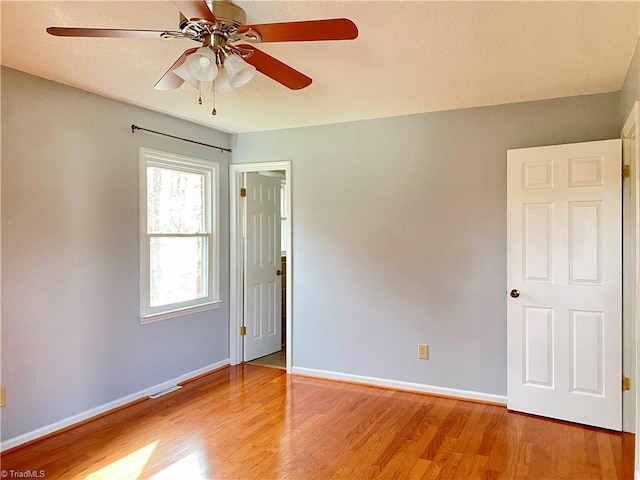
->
139, 148, 220, 323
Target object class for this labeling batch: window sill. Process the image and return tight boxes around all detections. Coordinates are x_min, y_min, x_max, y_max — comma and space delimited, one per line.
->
140, 300, 222, 325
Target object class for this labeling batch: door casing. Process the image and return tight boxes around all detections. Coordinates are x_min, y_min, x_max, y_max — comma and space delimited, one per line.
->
622, 102, 639, 434
621, 101, 640, 475
229, 161, 292, 372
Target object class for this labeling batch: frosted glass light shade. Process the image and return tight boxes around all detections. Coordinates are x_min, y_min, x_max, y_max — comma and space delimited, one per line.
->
224, 53, 256, 88
173, 63, 199, 89
185, 47, 218, 82
214, 67, 235, 93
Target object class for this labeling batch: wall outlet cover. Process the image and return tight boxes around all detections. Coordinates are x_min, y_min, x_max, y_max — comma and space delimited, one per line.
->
418, 344, 429, 360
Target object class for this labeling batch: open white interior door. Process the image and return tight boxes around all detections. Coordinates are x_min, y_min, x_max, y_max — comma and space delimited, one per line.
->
507, 139, 622, 430
243, 172, 282, 362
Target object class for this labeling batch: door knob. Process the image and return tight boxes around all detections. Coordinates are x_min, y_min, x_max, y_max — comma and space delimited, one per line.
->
510, 289, 520, 298
276, 270, 282, 276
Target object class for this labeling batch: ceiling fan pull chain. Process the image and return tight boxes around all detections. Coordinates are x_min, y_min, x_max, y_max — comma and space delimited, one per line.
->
212, 84, 217, 116
198, 81, 203, 105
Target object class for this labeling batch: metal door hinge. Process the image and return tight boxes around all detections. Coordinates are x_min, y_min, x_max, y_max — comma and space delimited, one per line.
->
623, 165, 631, 178
240, 188, 247, 197
240, 325, 246, 336
623, 376, 631, 391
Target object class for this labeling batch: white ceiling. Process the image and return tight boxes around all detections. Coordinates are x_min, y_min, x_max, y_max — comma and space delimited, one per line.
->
2, 1, 639, 134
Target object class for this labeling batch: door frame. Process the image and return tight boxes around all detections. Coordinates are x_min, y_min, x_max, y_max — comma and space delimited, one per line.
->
229, 161, 292, 373
621, 101, 639, 469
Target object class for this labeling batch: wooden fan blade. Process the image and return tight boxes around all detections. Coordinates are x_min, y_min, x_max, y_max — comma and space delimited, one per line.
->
46, 27, 175, 38
171, 0, 217, 23
237, 18, 358, 43
240, 45, 312, 90
154, 48, 198, 90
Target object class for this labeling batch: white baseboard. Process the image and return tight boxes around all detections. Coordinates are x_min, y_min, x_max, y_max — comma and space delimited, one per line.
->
291, 366, 507, 405
1, 359, 229, 452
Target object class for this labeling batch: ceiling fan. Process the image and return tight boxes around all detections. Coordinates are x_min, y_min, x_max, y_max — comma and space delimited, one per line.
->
47, 0, 358, 113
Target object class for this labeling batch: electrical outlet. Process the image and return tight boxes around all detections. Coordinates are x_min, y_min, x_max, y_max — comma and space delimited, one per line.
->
418, 344, 429, 360
0, 386, 6, 407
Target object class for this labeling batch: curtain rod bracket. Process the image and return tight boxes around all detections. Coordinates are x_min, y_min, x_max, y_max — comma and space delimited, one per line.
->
130, 124, 231, 154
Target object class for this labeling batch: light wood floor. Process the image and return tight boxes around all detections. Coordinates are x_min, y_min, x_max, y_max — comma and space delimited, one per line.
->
248, 349, 286, 370
2, 365, 634, 479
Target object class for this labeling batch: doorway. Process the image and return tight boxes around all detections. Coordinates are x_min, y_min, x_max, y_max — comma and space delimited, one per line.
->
229, 162, 292, 373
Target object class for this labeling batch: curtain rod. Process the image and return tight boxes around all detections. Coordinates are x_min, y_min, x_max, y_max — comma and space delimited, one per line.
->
131, 124, 232, 154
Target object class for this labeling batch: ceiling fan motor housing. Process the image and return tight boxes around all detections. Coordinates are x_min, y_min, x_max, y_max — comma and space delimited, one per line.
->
179, 0, 247, 34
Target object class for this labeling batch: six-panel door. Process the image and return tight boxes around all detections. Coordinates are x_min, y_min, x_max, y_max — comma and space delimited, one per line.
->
507, 139, 622, 430
244, 172, 283, 362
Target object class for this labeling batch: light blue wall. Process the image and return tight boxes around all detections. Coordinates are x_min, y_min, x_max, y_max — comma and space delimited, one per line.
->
233, 92, 621, 396
1, 67, 231, 442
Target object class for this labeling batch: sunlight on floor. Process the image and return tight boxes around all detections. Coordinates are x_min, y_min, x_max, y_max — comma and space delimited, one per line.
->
149, 452, 209, 479
85, 441, 158, 480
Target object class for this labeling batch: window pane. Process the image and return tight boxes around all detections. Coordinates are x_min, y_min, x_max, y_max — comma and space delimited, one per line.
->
147, 167, 206, 234
150, 236, 208, 307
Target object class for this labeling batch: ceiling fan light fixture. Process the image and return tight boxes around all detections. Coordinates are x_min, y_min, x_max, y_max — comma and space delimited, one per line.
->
173, 62, 200, 89
185, 47, 218, 82
224, 53, 256, 89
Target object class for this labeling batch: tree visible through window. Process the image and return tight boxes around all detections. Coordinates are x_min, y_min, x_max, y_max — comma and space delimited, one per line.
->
139, 148, 220, 322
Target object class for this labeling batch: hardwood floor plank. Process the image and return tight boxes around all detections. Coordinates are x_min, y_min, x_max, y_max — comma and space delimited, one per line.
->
477, 405, 507, 456
373, 404, 439, 478
408, 458, 431, 479
597, 432, 620, 480
1, 365, 634, 479
611, 431, 635, 479
448, 406, 488, 479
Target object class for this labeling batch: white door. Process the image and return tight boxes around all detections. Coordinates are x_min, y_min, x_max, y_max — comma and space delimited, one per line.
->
243, 172, 282, 361
507, 139, 622, 430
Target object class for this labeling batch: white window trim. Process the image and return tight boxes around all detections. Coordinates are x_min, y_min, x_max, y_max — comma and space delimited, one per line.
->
139, 147, 221, 324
